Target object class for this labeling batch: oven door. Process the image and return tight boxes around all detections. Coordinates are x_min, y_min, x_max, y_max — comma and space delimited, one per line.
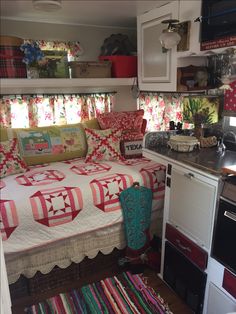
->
212, 197, 236, 274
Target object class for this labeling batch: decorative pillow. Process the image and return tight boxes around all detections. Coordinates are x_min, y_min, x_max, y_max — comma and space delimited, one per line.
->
0, 138, 28, 178
0, 127, 15, 142
97, 110, 144, 132
82, 118, 101, 130
120, 130, 144, 159
120, 139, 143, 159
15, 124, 87, 166
121, 130, 144, 141
85, 128, 124, 162
141, 119, 147, 135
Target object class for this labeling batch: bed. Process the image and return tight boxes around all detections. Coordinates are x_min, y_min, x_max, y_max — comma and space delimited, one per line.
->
1, 156, 166, 285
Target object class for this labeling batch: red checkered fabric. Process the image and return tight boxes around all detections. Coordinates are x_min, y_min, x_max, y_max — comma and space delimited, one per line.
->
0, 45, 27, 78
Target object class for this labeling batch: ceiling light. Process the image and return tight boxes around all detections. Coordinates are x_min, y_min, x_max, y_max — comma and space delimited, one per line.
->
159, 19, 181, 50
32, 0, 62, 12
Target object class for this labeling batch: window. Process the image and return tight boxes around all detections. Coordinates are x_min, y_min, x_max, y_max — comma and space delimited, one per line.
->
138, 92, 183, 131
230, 117, 236, 127
0, 93, 114, 128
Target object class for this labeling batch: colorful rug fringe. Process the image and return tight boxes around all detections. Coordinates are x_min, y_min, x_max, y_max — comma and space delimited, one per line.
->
26, 272, 172, 314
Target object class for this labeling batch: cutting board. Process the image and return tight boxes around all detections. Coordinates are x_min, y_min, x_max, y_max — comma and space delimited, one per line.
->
221, 165, 236, 175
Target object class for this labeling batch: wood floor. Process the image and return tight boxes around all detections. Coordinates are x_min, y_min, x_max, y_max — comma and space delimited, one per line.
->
11, 266, 193, 314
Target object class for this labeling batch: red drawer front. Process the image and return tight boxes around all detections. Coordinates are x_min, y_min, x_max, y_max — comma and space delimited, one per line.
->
223, 269, 236, 298
165, 223, 208, 270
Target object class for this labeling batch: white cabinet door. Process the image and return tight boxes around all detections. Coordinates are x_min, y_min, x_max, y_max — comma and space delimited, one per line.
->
169, 166, 216, 249
137, 1, 179, 91
206, 283, 236, 314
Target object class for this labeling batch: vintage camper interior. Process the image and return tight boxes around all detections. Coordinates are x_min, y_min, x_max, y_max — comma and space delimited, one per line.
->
0, 0, 236, 313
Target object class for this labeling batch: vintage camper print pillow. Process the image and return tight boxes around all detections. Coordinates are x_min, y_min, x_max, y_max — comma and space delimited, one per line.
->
16, 124, 87, 165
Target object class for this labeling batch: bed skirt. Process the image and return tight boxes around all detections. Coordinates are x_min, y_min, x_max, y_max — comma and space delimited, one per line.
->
6, 208, 163, 285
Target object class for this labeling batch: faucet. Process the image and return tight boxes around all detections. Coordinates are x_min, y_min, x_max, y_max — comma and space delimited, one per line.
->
223, 131, 236, 143
217, 137, 226, 153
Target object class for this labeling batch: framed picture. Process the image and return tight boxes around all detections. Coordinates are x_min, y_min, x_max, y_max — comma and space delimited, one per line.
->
39, 50, 69, 78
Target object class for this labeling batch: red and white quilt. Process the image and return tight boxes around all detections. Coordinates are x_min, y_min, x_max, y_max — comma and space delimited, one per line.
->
1, 157, 166, 254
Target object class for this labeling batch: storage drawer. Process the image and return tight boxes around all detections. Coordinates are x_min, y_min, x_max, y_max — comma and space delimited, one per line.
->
223, 269, 236, 299
164, 241, 207, 314
165, 223, 208, 270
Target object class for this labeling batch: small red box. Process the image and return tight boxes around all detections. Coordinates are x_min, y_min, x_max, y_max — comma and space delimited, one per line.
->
99, 55, 137, 78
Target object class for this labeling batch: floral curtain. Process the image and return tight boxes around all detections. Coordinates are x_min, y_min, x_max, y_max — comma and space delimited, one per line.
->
0, 93, 114, 128
138, 93, 183, 131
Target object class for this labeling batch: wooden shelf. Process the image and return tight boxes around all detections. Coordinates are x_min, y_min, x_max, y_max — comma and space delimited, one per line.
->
0, 78, 135, 94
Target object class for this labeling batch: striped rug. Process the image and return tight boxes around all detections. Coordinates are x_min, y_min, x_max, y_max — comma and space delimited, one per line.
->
26, 272, 172, 314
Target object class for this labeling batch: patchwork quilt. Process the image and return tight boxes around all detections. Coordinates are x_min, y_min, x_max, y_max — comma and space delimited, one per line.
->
1, 157, 166, 255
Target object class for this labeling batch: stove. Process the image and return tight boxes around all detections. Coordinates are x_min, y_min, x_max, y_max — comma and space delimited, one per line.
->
221, 175, 236, 204
212, 175, 236, 274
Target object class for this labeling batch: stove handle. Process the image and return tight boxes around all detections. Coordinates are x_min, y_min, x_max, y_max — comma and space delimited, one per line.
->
224, 211, 236, 222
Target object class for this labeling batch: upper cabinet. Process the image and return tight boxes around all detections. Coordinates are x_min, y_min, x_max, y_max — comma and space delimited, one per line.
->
177, 0, 202, 57
137, 1, 179, 91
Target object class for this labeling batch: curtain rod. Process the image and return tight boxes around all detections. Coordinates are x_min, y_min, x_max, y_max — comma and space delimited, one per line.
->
1, 92, 117, 98
139, 90, 207, 96
139, 91, 224, 97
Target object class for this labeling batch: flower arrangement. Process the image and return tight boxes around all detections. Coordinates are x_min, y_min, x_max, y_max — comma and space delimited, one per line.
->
20, 41, 45, 67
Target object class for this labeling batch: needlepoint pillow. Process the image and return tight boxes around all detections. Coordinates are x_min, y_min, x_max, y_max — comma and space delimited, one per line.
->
15, 124, 87, 166
85, 128, 124, 162
0, 138, 28, 178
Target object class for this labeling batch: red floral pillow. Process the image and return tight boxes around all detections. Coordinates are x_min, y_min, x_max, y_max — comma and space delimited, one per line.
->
0, 138, 28, 178
85, 128, 124, 162
97, 110, 144, 132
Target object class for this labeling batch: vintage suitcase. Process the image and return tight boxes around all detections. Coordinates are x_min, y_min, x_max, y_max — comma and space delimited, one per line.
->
69, 61, 111, 78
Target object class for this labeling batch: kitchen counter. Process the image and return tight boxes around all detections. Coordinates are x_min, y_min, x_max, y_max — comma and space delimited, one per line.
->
143, 145, 236, 176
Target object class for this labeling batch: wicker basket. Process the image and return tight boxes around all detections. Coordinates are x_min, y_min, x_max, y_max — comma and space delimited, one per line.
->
167, 135, 200, 152
69, 61, 111, 78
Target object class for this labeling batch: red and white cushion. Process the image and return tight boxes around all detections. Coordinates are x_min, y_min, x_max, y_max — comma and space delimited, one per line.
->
85, 128, 124, 162
0, 138, 28, 178
97, 110, 144, 132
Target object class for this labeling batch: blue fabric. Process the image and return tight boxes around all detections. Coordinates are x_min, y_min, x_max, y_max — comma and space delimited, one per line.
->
119, 186, 152, 251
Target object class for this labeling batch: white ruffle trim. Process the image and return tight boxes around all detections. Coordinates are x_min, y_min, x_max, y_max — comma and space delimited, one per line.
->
6, 210, 163, 284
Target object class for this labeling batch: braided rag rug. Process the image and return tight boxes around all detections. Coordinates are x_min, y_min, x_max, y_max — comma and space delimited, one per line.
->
26, 271, 172, 314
